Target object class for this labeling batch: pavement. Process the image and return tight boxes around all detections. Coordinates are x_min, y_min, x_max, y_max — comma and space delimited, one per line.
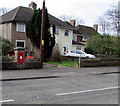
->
1, 64, 119, 81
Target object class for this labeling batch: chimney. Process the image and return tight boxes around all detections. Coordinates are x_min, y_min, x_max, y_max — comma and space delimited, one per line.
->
70, 20, 76, 27
93, 24, 98, 32
29, 2, 37, 10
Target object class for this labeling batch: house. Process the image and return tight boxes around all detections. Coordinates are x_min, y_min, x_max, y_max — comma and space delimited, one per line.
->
76, 24, 99, 41
0, 6, 33, 52
69, 20, 99, 52
0, 2, 75, 55
72, 29, 85, 51
48, 15, 75, 55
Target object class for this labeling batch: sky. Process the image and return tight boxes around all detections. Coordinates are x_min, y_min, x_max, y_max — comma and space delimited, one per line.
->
0, 0, 119, 27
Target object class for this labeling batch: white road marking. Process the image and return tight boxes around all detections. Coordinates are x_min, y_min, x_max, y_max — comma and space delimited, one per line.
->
56, 86, 120, 96
0, 99, 14, 103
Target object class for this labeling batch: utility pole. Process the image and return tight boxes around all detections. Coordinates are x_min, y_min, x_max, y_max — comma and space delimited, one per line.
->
117, 1, 120, 36
40, 0, 45, 68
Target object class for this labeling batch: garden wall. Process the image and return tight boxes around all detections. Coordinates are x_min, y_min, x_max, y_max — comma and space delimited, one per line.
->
80, 58, 120, 67
2, 61, 42, 70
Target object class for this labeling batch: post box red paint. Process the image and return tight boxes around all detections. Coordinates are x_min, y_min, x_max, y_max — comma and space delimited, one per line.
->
18, 52, 24, 64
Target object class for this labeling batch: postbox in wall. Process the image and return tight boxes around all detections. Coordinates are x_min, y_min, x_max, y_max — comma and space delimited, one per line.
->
13, 47, 25, 64
18, 52, 24, 64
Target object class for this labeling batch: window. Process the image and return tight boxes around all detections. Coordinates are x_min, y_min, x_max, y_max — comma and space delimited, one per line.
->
65, 30, 69, 36
16, 40, 25, 48
77, 36, 83, 42
73, 35, 77, 41
16, 23, 26, 32
55, 27, 59, 35
76, 46, 81, 50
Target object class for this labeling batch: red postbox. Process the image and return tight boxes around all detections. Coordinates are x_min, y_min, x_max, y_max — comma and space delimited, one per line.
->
13, 47, 25, 64
18, 52, 24, 64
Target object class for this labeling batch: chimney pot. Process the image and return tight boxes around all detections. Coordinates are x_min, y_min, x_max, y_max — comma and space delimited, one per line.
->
29, 2, 37, 10
70, 20, 76, 27
93, 24, 98, 32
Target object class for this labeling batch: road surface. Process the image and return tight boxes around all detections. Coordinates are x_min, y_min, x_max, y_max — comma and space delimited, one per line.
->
2, 67, 119, 104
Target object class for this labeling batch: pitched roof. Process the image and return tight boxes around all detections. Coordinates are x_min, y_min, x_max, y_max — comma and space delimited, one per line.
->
0, 6, 75, 30
76, 25, 99, 36
48, 14, 75, 30
0, 6, 33, 23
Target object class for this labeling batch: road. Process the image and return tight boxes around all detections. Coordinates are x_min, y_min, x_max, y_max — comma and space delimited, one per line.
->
2, 67, 119, 104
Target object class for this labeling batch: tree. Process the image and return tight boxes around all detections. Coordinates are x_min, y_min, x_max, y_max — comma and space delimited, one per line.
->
106, 5, 119, 35
86, 34, 120, 57
97, 16, 110, 34
97, 3, 119, 35
0, 38, 14, 56
0, 8, 8, 16
26, 8, 55, 61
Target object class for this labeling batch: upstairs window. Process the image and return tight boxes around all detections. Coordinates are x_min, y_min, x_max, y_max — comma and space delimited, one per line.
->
55, 27, 59, 35
16, 23, 26, 32
65, 30, 69, 36
73, 35, 77, 41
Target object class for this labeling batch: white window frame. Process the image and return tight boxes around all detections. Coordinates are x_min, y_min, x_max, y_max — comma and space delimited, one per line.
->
55, 27, 59, 35
16, 40, 25, 48
16, 22, 26, 32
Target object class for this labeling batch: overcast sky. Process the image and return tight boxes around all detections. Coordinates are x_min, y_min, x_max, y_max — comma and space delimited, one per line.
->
0, 0, 119, 27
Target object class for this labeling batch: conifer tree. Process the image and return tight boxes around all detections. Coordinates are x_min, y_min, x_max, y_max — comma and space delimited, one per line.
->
26, 8, 55, 61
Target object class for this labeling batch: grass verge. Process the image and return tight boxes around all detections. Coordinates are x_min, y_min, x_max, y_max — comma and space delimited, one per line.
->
46, 61, 78, 67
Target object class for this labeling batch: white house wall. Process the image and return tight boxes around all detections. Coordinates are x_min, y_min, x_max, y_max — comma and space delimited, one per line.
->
54, 28, 73, 55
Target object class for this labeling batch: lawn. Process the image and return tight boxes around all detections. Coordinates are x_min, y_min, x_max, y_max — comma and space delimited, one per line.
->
46, 61, 78, 67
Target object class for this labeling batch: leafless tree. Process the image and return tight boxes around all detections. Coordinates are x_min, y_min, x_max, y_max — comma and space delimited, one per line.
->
97, 3, 119, 35
106, 5, 119, 35
0, 8, 8, 16
97, 16, 110, 34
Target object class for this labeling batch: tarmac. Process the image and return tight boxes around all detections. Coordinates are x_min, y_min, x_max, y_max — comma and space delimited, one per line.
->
1, 64, 119, 81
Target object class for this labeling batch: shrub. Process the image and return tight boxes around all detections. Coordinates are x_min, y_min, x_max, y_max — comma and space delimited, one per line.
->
86, 34, 120, 58
0, 38, 14, 56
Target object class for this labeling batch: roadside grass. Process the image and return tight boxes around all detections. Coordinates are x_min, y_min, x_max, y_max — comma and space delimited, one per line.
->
46, 61, 78, 67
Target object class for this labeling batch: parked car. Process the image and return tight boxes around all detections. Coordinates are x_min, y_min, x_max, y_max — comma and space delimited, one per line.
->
65, 50, 95, 58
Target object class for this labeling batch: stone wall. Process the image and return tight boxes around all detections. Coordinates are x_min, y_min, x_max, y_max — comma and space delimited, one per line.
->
2, 61, 42, 70
80, 58, 120, 67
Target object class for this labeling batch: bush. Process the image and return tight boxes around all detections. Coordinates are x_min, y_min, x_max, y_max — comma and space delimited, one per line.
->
50, 47, 62, 62
2, 55, 14, 62
0, 38, 14, 56
86, 34, 120, 58
50, 45, 67, 62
